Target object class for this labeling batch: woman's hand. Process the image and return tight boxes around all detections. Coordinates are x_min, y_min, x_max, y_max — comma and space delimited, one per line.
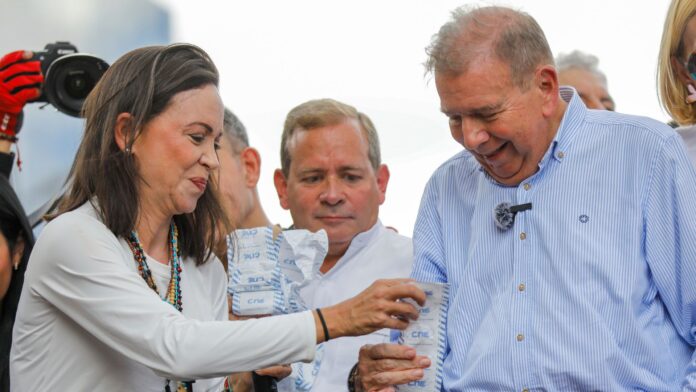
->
315, 279, 426, 343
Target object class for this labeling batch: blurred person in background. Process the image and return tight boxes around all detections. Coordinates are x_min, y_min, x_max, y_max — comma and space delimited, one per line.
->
556, 50, 615, 111
0, 49, 41, 390
214, 108, 290, 391
658, 0, 696, 162
215, 107, 271, 267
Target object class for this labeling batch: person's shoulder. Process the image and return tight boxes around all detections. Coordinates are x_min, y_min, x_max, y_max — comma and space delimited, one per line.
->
429, 149, 479, 183
379, 225, 412, 245
585, 110, 676, 142
29, 202, 123, 274
42, 202, 106, 238
675, 124, 696, 145
374, 225, 413, 257
45, 202, 105, 230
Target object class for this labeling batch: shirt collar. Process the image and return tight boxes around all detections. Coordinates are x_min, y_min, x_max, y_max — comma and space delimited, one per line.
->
320, 220, 384, 277
546, 86, 586, 163
522, 86, 586, 173
346, 219, 383, 249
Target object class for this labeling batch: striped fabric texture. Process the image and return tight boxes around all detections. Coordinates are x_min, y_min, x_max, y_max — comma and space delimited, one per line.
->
411, 88, 696, 391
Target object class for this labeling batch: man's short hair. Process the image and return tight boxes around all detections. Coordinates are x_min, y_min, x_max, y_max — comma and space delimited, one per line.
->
425, 5, 553, 88
556, 50, 608, 88
223, 108, 249, 154
280, 98, 381, 177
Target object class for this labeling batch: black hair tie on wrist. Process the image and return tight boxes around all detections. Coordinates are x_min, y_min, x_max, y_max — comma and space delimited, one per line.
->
316, 308, 330, 341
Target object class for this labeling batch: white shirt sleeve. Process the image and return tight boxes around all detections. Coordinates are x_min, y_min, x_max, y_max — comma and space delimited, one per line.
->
25, 209, 316, 381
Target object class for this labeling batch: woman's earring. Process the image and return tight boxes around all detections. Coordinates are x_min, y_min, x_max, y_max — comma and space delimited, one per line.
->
686, 85, 696, 104
13, 262, 19, 271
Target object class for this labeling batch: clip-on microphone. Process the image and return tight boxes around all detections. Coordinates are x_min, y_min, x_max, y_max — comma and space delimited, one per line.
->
494, 202, 532, 230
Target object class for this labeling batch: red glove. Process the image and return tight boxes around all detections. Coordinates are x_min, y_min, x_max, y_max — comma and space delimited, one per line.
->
0, 50, 43, 141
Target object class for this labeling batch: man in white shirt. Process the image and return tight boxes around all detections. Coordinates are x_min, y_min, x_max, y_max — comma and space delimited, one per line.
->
273, 98, 413, 391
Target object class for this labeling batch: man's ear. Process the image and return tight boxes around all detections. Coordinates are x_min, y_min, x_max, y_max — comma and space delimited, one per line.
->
536, 65, 560, 117
376, 164, 390, 205
114, 113, 135, 152
672, 55, 694, 87
273, 168, 290, 210
240, 147, 262, 188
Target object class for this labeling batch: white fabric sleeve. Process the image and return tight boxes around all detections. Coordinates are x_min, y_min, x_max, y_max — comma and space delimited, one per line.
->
29, 212, 316, 380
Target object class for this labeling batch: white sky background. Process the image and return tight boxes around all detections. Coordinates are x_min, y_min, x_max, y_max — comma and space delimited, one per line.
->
156, 0, 670, 235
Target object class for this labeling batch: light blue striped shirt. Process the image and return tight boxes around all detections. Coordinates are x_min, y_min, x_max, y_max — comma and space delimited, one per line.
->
411, 88, 696, 391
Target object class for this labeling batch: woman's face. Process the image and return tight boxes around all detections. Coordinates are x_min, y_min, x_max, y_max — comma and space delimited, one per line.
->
129, 84, 224, 217
0, 232, 23, 300
677, 15, 696, 87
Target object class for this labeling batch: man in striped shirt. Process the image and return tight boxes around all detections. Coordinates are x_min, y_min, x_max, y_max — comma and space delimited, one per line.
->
352, 5, 696, 392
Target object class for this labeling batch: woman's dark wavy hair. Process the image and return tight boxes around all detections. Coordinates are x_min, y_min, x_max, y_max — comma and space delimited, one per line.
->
0, 176, 34, 390
51, 43, 228, 265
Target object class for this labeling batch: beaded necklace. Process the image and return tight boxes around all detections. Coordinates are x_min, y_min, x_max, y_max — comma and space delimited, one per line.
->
126, 223, 192, 392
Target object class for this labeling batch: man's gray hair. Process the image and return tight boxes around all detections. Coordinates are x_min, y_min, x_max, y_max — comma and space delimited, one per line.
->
425, 5, 553, 88
555, 50, 608, 88
223, 108, 249, 153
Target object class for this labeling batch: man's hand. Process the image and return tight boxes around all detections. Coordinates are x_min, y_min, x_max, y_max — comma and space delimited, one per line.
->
254, 365, 291, 380
355, 343, 430, 392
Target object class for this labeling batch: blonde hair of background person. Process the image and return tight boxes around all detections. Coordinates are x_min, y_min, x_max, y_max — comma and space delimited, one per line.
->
658, 0, 696, 125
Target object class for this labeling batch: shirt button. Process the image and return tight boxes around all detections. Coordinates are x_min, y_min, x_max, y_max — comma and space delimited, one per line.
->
519, 232, 527, 240
557, 151, 565, 159
518, 283, 526, 292
517, 333, 525, 342
523, 183, 531, 191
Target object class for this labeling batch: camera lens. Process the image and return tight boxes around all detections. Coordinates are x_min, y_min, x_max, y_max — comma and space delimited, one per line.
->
63, 70, 95, 100
43, 54, 109, 117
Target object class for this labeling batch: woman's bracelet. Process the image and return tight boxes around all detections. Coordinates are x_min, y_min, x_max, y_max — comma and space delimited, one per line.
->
315, 308, 330, 341
0, 133, 18, 143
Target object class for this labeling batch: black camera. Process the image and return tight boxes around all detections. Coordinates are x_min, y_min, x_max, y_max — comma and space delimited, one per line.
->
30, 41, 109, 117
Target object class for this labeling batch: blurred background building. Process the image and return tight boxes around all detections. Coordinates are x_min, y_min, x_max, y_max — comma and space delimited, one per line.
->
0, 0, 170, 228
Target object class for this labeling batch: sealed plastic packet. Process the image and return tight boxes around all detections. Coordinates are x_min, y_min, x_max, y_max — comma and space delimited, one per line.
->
226, 225, 327, 316
391, 282, 449, 392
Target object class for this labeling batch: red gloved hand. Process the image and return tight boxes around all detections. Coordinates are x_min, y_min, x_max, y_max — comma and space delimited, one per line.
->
0, 50, 43, 141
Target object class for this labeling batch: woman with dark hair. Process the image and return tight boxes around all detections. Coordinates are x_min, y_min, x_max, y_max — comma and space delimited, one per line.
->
0, 49, 40, 391
9, 43, 423, 391
0, 177, 33, 392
